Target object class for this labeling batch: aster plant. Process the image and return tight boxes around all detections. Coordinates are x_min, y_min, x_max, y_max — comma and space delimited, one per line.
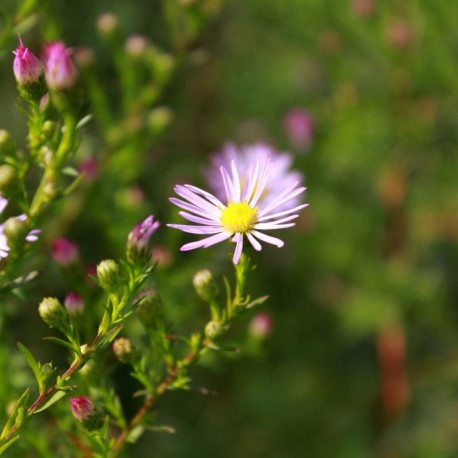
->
0, 3, 307, 457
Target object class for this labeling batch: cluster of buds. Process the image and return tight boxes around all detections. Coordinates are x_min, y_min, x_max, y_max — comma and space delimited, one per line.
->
12, 37, 78, 99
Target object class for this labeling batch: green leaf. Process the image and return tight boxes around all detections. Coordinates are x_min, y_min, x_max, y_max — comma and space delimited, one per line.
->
0, 389, 29, 440
43, 337, 78, 355
245, 295, 269, 309
33, 390, 67, 414
0, 435, 20, 455
17, 342, 43, 391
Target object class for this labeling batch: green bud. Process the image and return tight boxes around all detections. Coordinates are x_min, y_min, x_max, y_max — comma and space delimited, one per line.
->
4, 218, 27, 252
0, 164, 17, 197
193, 269, 219, 303
41, 121, 56, 141
40, 362, 55, 386
0, 130, 16, 158
38, 297, 69, 331
112, 337, 140, 364
96, 259, 121, 291
136, 289, 164, 329
205, 320, 224, 341
147, 107, 172, 134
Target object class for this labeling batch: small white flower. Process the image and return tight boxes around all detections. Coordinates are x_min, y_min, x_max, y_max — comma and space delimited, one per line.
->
168, 158, 307, 264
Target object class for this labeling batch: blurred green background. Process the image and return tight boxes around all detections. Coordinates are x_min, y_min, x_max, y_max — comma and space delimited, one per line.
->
2, 0, 458, 456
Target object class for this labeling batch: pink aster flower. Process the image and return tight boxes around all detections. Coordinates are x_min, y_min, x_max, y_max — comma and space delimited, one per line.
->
43, 41, 78, 91
12, 36, 43, 86
205, 143, 304, 212
168, 158, 307, 264
0, 195, 40, 259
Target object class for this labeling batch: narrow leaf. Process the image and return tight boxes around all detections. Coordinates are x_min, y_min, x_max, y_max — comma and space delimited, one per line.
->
33, 390, 67, 414
17, 343, 42, 391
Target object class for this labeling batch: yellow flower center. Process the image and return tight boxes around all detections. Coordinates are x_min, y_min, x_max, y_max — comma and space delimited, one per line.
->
220, 201, 258, 233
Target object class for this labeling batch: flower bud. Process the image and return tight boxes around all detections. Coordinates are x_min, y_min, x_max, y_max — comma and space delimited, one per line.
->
205, 320, 224, 341
43, 42, 78, 91
193, 269, 219, 303
249, 312, 273, 339
69, 396, 104, 431
147, 107, 172, 135
0, 130, 16, 158
127, 215, 160, 265
38, 297, 69, 331
125, 35, 149, 57
112, 337, 140, 364
97, 13, 119, 36
96, 259, 121, 291
136, 289, 164, 329
12, 37, 46, 100
282, 108, 315, 150
3, 217, 27, 252
52, 238, 80, 267
64, 291, 84, 316
0, 165, 18, 197
40, 362, 55, 386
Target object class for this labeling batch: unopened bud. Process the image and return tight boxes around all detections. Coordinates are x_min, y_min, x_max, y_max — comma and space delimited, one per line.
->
249, 312, 273, 339
43, 42, 78, 91
12, 37, 46, 100
136, 289, 164, 329
4, 217, 27, 252
112, 337, 139, 364
40, 362, 55, 386
205, 320, 224, 341
70, 396, 104, 431
52, 238, 80, 267
125, 35, 149, 57
127, 215, 160, 265
97, 13, 119, 36
147, 107, 172, 134
96, 259, 121, 291
64, 291, 84, 316
0, 130, 16, 158
0, 164, 17, 196
193, 269, 218, 303
38, 297, 69, 331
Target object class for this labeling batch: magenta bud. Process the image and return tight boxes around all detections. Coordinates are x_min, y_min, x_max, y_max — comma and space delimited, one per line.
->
12, 36, 43, 86
64, 291, 84, 315
43, 41, 78, 91
127, 215, 160, 265
52, 238, 80, 267
282, 108, 315, 150
69, 396, 103, 431
249, 312, 273, 338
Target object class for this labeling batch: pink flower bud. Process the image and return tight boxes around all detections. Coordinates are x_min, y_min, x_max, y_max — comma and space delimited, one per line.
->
69, 396, 103, 431
350, 0, 375, 18
249, 312, 273, 338
79, 157, 98, 182
52, 238, 80, 267
282, 108, 315, 150
127, 215, 160, 264
43, 42, 78, 91
12, 36, 43, 86
64, 291, 84, 315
